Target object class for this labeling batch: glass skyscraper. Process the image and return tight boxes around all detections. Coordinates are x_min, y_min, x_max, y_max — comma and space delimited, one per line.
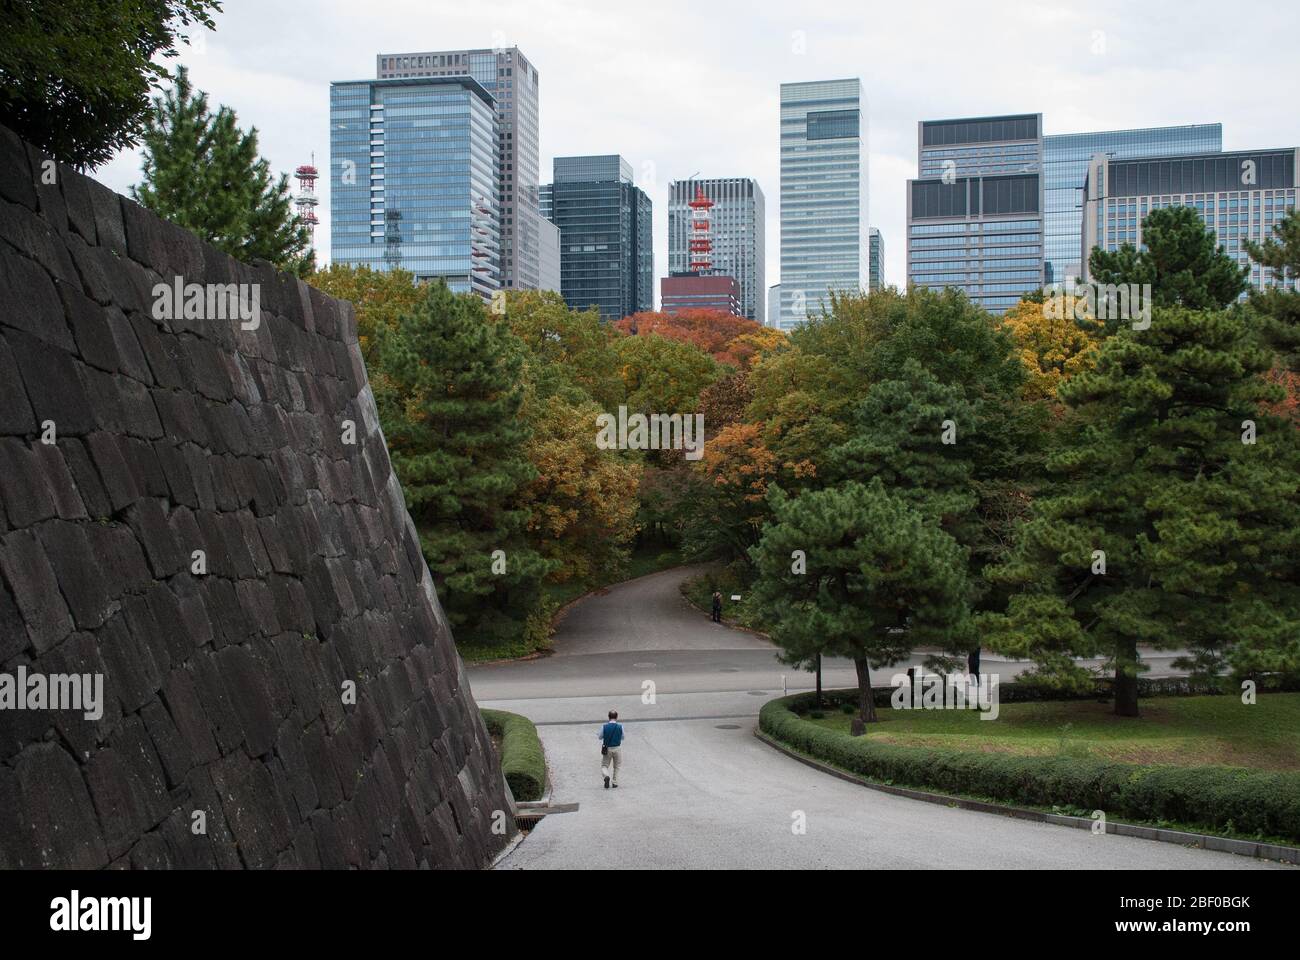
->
1044, 124, 1221, 286
1081, 148, 1299, 294
539, 155, 653, 321
779, 79, 868, 330
376, 47, 543, 291
329, 76, 499, 298
907, 114, 1044, 315
667, 177, 765, 323
869, 227, 884, 291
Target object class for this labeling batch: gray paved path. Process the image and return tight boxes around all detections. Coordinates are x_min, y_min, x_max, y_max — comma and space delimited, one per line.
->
468, 566, 1287, 870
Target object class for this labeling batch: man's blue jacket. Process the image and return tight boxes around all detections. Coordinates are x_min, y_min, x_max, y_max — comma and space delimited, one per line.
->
599, 721, 624, 747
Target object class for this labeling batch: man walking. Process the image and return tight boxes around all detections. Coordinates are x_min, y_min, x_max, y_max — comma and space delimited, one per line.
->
598, 710, 624, 789
711, 590, 723, 623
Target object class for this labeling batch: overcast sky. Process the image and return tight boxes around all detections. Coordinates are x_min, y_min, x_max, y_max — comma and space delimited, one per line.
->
93, 0, 1300, 308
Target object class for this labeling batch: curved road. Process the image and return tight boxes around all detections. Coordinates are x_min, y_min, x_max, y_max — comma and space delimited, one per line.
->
469, 566, 1285, 870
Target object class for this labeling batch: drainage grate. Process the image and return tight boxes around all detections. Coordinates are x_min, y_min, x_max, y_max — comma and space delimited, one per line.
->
746, 690, 768, 696
714, 724, 742, 730
633, 662, 656, 669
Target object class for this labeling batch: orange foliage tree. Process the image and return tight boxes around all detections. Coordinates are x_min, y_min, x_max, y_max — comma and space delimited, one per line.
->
694, 422, 779, 559
615, 309, 762, 367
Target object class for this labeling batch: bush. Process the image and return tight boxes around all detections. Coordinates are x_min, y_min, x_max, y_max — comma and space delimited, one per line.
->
761, 692, 1300, 843
481, 709, 546, 802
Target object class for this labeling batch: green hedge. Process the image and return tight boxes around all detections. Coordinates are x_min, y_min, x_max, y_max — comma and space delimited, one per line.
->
481, 709, 546, 802
761, 692, 1300, 843
788, 673, 1300, 710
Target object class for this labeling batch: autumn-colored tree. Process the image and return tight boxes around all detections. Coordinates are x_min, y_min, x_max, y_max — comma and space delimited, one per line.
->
616, 310, 760, 366
505, 290, 624, 408
520, 393, 641, 584
1263, 368, 1300, 423
1246, 208, 1300, 424
999, 297, 1100, 402
635, 462, 698, 545
689, 422, 779, 560
725, 326, 788, 370
746, 346, 853, 484
309, 263, 423, 367
698, 370, 754, 437
612, 332, 721, 415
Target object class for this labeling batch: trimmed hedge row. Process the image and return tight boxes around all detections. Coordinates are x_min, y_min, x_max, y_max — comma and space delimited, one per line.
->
761, 692, 1300, 843
790, 674, 1299, 710
481, 709, 546, 802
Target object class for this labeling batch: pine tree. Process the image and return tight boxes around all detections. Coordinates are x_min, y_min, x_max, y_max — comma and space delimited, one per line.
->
132, 67, 312, 276
1088, 206, 1248, 319
824, 304, 1046, 674
748, 480, 970, 725
987, 305, 1300, 714
374, 281, 553, 650
1246, 208, 1300, 374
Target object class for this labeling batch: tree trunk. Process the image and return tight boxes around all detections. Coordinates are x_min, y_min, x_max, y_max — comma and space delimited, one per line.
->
967, 647, 980, 679
1114, 640, 1140, 717
853, 657, 877, 725
815, 653, 823, 707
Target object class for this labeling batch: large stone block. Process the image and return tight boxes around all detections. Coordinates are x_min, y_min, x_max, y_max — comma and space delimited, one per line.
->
0, 245, 75, 350
6, 742, 110, 869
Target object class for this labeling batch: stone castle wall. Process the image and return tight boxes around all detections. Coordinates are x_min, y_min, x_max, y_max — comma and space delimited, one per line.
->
0, 124, 514, 868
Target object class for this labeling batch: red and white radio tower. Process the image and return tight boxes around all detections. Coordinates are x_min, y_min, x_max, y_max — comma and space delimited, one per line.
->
688, 186, 714, 273
294, 156, 319, 242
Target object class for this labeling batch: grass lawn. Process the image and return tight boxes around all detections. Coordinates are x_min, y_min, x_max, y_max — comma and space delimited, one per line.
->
804, 693, 1300, 772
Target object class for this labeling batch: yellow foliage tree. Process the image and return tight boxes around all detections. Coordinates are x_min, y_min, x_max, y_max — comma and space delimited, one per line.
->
999, 297, 1100, 401
308, 263, 423, 367
521, 393, 642, 584
725, 326, 789, 370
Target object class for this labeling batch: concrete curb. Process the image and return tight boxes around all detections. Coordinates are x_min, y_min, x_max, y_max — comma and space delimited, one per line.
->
754, 728, 1300, 866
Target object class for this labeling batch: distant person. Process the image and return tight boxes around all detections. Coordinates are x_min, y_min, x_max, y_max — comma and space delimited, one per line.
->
598, 709, 624, 789
711, 591, 723, 623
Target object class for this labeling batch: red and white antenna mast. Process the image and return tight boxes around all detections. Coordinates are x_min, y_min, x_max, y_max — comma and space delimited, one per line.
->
294, 155, 319, 241
688, 186, 714, 273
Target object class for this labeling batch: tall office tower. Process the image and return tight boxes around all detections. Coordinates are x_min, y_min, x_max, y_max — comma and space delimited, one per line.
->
376, 47, 542, 291
330, 76, 499, 298
1081, 148, 1299, 294
667, 178, 765, 322
779, 79, 868, 330
907, 114, 1044, 315
868, 227, 885, 291
1044, 124, 1221, 287
538, 217, 561, 293
540, 155, 653, 320
766, 284, 781, 327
